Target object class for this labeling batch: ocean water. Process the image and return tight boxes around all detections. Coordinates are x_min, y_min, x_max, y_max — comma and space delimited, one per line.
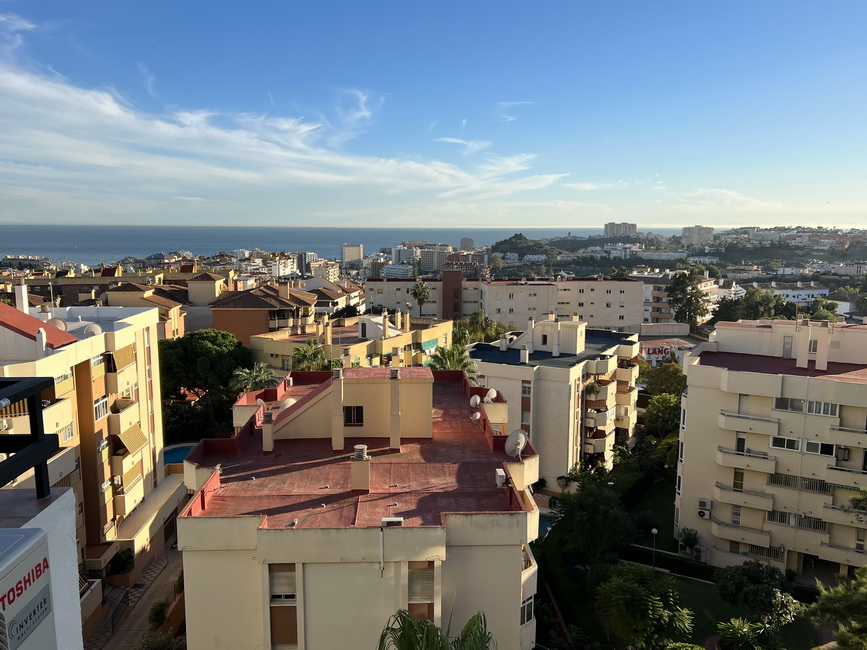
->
0, 225, 680, 268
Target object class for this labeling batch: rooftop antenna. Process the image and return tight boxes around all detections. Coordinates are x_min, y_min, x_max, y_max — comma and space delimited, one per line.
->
505, 429, 528, 462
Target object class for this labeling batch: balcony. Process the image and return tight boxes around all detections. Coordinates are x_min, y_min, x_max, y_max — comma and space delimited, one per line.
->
586, 355, 616, 376
111, 448, 143, 478
584, 436, 610, 455
822, 504, 867, 528
829, 425, 867, 449
819, 541, 865, 566
106, 362, 138, 396
716, 447, 777, 474
55, 374, 75, 397
113, 469, 145, 517
108, 399, 139, 436
615, 385, 638, 407
713, 482, 774, 511
719, 411, 779, 436
826, 465, 867, 490
711, 518, 771, 547
617, 342, 639, 359
587, 409, 614, 430
615, 363, 639, 384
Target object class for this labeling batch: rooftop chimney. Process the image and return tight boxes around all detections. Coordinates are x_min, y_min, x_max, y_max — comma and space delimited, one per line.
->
262, 410, 274, 452
499, 336, 508, 352
331, 367, 344, 451
520, 344, 529, 364
390, 369, 401, 450
552, 321, 561, 357
14, 281, 29, 314
350, 444, 371, 492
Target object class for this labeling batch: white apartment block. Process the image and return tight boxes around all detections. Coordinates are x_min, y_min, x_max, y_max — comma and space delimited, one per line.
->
604, 222, 638, 237
677, 320, 867, 575
749, 281, 830, 306
340, 244, 364, 267
682, 225, 715, 246
472, 315, 639, 479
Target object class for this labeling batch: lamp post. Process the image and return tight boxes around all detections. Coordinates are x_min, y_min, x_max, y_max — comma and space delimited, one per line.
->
651, 527, 658, 569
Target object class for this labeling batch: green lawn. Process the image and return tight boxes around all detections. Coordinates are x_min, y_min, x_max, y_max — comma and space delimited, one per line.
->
630, 478, 679, 552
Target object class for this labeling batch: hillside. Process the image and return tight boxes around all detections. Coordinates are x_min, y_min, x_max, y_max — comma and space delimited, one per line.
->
491, 233, 564, 258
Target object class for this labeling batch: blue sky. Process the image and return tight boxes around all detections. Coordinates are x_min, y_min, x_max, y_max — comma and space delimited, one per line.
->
1, 2, 866, 228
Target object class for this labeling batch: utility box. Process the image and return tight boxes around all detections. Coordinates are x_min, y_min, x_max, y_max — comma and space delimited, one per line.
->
0, 528, 56, 650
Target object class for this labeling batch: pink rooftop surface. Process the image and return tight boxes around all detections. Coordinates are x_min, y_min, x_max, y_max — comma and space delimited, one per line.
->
184, 374, 529, 529
698, 351, 867, 385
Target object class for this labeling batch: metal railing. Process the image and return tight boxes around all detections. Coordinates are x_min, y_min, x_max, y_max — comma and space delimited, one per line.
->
718, 446, 771, 459
719, 410, 779, 424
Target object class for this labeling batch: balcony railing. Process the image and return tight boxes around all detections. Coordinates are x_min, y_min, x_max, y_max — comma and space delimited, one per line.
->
767, 473, 830, 495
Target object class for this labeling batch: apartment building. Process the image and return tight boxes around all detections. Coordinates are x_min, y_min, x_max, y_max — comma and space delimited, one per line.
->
749, 281, 830, 306
309, 259, 340, 282
365, 276, 645, 333
340, 243, 364, 267
104, 282, 187, 339
179, 368, 539, 650
682, 225, 715, 246
300, 277, 366, 315
0, 296, 187, 595
676, 320, 867, 575
250, 311, 452, 371
604, 222, 638, 237
631, 270, 718, 325
471, 314, 639, 478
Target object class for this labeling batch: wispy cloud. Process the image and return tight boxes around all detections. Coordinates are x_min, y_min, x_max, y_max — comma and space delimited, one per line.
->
267, 91, 275, 108
435, 136, 491, 156
496, 100, 534, 123
676, 187, 782, 212
0, 12, 35, 57
137, 62, 157, 99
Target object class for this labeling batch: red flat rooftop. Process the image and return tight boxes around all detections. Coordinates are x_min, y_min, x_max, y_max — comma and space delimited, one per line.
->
184, 379, 530, 529
698, 351, 867, 385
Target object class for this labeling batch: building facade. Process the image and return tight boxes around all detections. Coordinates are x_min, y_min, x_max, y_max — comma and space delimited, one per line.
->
179, 368, 539, 650
682, 225, 715, 246
340, 244, 364, 268
676, 320, 867, 575
472, 315, 639, 478
604, 222, 638, 237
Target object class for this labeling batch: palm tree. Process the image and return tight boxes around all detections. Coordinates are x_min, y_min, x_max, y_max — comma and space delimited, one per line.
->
291, 340, 328, 371
467, 310, 506, 343
410, 280, 430, 317
378, 609, 495, 650
229, 362, 279, 395
429, 344, 475, 376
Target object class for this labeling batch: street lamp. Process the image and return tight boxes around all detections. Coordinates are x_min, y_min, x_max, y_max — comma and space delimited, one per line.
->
651, 527, 659, 569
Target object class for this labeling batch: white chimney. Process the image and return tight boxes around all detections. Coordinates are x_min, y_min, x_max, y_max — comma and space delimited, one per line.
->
14, 282, 29, 314
350, 444, 370, 492
552, 321, 561, 357
390, 368, 401, 450
520, 345, 529, 364
499, 336, 508, 351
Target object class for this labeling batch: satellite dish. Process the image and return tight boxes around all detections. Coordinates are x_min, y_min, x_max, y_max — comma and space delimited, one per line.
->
471, 411, 481, 422
256, 398, 266, 409
47, 317, 67, 332
483, 388, 497, 403
83, 323, 102, 337
279, 398, 297, 412
505, 430, 528, 461
469, 395, 481, 408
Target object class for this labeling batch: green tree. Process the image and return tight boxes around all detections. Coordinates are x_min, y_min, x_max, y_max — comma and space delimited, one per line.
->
666, 271, 709, 330
712, 297, 745, 324
596, 563, 693, 650
410, 280, 431, 317
148, 600, 170, 630
805, 296, 838, 322
378, 609, 495, 650
645, 393, 682, 437
229, 362, 279, 396
132, 632, 186, 650
856, 295, 867, 314
291, 340, 335, 371
742, 288, 788, 320
637, 356, 651, 382
429, 344, 475, 375
715, 561, 800, 627
467, 310, 507, 343
489, 255, 504, 273
553, 481, 634, 565
645, 362, 686, 397
810, 565, 867, 649
159, 329, 252, 424
717, 618, 781, 650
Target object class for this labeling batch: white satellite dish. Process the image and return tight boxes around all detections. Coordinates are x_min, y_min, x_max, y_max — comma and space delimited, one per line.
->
505, 430, 528, 461
469, 395, 481, 408
256, 398, 267, 409
471, 411, 481, 422
83, 323, 102, 337
279, 398, 297, 412
483, 388, 497, 403
47, 317, 67, 332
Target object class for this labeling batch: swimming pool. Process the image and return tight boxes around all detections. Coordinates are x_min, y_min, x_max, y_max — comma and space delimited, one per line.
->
164, 444, 196, 464
539, 513, 555, 538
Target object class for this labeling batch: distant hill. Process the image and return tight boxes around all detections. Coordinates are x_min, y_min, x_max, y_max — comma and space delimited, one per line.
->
491, 233, 564, 258
544, 235, 641, 252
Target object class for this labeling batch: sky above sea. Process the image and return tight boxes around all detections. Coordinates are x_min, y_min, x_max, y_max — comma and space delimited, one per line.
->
1, 3, 866, 228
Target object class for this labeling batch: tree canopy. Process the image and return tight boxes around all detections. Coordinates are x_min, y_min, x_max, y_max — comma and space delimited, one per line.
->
596, 563, 693, 650
378, 609, 495, 650
645, 393, 682, 437
810, 565, 867, 649
645, 361, 687, 397
229, 362, 279, 396
429, 344, 476, 375
291, 340, 339, 371
715, 561, 799, 628
553, 480, 634, 565
410, 280, 431, 317
666, 271, 709, 330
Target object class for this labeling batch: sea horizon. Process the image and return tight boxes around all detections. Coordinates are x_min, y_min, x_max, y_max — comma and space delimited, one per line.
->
1, 224, 683, 268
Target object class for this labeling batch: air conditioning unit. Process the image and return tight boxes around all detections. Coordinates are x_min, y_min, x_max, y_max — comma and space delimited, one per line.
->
693, 546, 708, 563
0, 419, 8, 431
495, 468, 507, 487
381, 517, 404, 528
697, 509, 711, 520
698, 498, 713, 511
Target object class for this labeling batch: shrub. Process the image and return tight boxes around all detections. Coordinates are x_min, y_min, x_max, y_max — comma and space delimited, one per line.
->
148, 600, 170, 630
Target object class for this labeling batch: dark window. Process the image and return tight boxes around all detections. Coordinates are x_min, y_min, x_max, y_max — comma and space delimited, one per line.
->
344, 406, 364, 426
541, 335, 548, 346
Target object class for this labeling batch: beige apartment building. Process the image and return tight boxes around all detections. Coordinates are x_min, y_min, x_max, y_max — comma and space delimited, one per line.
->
0, 292, 187, 597
677, 320, 867, 575
365, 276, 645, 332
179, 368, 539, 650
250, 311, 452, 371
631, 269, 718, 325
471, 314, 640, 479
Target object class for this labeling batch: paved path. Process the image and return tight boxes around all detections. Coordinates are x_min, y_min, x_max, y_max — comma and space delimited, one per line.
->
93, 550, 183, 650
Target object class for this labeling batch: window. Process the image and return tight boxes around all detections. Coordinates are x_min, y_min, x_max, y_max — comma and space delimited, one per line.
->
731, 505, 741, 526
93, 397, 108, 421
606, 289, 612, 294
678, 440, 684, 463
91, 354, 104, 367
606, 302, 612, 308
495, 308, 501, 314
77, 501, 84, 516
771, 436, 800, 451
578, 302, 584, 307
680, 408, 687, 429
857, 529, 865, 552
521, 384, 531, 396
806, 401, 838, 417
733, 469, 744, 491
100, 479, 112, 494
96, 437, 108, 454
521, 410, 531, 425
808, 339, 818, 354
729, 541, 741, 554
735, 436, 746, 453
343, 406, 363, 426
578, 288, 585, 294
520, 596, 534, 625
674, 506, 679, 526
508, 293, 514, 300
508, 308, 514, 313
269, 565, 297, 602
676, 473, 682, 496
541, 335, 548, 346
620, 289, 626, 294
774, 397, 804, 412
805, 441, 835, 456
57, 423, 74, 442
618, 315, 624, 321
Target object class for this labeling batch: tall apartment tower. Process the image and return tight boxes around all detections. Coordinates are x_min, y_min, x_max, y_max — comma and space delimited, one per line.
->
341, 243, 364, 268
677, 320, 867, 575
460, 237, 475, 251
0, 295, 187, 592
604, 222, 638, 237
681, 225, 714, 246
